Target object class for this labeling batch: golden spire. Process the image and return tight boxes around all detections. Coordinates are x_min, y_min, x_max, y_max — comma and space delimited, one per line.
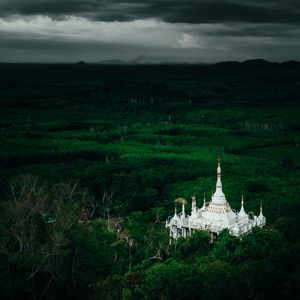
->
239, 192, 247, 217
191, 195, 196, 211
217, 155, 221, 175
216, 156, 222, 188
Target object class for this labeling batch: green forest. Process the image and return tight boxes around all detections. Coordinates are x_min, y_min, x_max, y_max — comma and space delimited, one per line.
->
0, 62, 300, 299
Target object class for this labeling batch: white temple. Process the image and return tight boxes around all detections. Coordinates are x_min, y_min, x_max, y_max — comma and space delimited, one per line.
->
166, 159, 266, 242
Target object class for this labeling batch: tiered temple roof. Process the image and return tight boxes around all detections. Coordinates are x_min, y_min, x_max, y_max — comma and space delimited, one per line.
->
166, 159, 266, 241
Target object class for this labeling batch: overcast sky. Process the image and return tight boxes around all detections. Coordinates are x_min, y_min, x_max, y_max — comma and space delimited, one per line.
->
0, 0, 299, 63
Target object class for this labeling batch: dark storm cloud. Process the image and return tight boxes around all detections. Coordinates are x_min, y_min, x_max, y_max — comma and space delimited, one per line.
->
0, 0, 299, 63
199, 23, 300, 38
0, 0, 299, 24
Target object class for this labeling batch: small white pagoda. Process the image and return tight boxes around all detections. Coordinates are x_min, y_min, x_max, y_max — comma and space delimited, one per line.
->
166, 159, 266, 242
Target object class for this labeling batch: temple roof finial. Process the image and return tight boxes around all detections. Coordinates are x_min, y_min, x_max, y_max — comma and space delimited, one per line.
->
191, 195, 196, 211
239, 193, 247, 217
217, 156, 221, 176
259, 202, 264, 217
174, 206, 178, 217
200, 192, 206, 211
211, 158, 226, 204
215, 157, 223, 192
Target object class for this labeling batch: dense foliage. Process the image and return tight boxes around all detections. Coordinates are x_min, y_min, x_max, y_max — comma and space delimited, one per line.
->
0, 63, 299, 299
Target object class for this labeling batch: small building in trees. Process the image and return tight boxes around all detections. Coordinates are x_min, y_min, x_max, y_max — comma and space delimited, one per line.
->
166, 159, 266, 242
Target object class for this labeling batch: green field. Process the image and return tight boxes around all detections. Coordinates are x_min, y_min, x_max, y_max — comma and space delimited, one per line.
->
0, 63, 300, 299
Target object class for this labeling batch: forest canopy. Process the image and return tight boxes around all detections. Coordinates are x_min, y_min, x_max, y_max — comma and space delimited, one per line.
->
0, 63, 299, 299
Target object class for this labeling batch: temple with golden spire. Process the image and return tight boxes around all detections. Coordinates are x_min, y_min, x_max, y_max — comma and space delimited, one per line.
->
166, 159, 266, 242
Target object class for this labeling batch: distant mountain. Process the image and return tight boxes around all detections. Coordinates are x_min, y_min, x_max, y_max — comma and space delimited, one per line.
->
153, 61, 192, 65
214, 59, 299, 71
97, 58, 192, 65
98, 59, 126, 65
130, 55, 151, 64
242, 59, 278, 66
95, 58, 299, 69
213, 61, 241, 68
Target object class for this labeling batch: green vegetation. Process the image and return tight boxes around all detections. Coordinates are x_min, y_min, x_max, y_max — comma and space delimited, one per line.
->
0, 63, 299, 299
